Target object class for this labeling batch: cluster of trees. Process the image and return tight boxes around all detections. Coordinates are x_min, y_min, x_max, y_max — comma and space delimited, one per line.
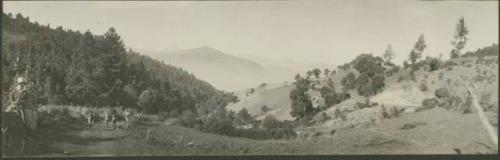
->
337, 54, 387, 101
289, 74, 314, 120
1, 13, 236, 125
462, 44, 498, 58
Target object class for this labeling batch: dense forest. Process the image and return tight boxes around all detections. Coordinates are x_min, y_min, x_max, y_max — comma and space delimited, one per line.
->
1, 13, 237, 119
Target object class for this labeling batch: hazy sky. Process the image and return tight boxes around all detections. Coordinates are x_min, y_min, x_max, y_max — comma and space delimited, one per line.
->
3, 0, 498, 65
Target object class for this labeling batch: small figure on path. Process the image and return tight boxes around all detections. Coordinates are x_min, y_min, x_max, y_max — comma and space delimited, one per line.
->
123, 109, 131, 129
104, 111, 110, 128
87, 112, 94, 128
111, 111, 117, 129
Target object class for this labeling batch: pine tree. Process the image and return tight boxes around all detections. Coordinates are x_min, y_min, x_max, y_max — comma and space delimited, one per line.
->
450, 17, 469, 59
409, 34, 426, 65
383, 44, 395, 65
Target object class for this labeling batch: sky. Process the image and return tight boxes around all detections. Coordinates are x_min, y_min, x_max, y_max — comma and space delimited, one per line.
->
3, 0, 498, 66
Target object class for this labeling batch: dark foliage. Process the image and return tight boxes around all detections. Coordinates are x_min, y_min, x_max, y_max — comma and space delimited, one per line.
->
1, 13, 236, 123
289, 74, 313, 119
463, 44, 498, 58
341, 72, 356, 90
352, 54, 386, 97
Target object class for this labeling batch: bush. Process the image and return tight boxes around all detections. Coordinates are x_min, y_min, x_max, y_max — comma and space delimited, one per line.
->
419, 82, 428, 92
262, 115, 280, 129
385, 66, 400, 77
401, 122, 427, 130
442, 60, 457, 67
314, 112, 330, 123
422, 98, 438, 110
356, 102, 370, 109
390, 107, 402, 118
435, 88, 450, 98
438, 96, 464, 110
334, 108, 347, 121
398, 76, 405, 82
380, 105, 390, 119
427, 58, 442, 71
179, 110, 196, 127
463, 96, 473, 114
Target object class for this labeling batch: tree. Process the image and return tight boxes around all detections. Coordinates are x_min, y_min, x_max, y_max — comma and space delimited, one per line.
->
262, 115, 280, 129
323, 68, 330, 77
352, 54, 385, 100
409, 34, 426, 66
289, 75, 313, 119
319, 86, 339, 109
341, 72, 356, 91
312, 68, 321, 78
261, 105, 270, 113
234, 108, 253, 126
137, 89, 160, 114
306, 70, 313, 79
179, 109, 196, 127
450, 17, 469, 59
383, 44, 395, 65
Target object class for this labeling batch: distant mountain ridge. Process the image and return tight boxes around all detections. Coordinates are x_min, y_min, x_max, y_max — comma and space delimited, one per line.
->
148, 47, 267, 91
144, 46, 336, 91
165, 47, 265, 73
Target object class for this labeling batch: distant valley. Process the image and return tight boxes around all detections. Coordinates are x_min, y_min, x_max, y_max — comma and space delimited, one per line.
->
141, 47, 335, 91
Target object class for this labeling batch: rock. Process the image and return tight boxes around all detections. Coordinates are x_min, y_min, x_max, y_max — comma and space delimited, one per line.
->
435, 88, 450, 99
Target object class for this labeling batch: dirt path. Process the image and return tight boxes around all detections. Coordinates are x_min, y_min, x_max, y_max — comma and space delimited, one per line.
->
42, 120, 130, 156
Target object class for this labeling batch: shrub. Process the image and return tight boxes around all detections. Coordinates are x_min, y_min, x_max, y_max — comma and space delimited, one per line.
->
434, 88, 450, 98
385, 66, 400, 77
380, 105, 390, 119
438, 96, 464, 110
356, 102, 370, 109
179, 110, 196, 127
419, 82, 428, 92
401, 122, 427, 130
314, 112, 330, 123
398, 76, 405, 82
262, 115, 280, 129
334, 108, 347, 121
427, 58, 442, 71
463, 96, 473, 114
479, 93, 491, 105
390, 107, 402, 118
422, 98, 438, 110
438, 72, 444, 80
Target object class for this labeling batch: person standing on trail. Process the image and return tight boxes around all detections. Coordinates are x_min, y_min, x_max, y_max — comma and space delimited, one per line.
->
123, 109, 131, 129
111, 110, 117, 129
87, 112, 94, 128
104, 110, 110, 128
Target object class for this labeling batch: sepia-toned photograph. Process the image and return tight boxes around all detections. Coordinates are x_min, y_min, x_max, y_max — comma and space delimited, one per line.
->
1, 0, 498, 157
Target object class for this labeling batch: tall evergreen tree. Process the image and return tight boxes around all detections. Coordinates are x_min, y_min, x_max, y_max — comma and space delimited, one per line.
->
409, 34, 426, 65
450, 17, 469, 59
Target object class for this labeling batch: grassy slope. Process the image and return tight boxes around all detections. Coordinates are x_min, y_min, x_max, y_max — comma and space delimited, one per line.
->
227, 82, 295, 121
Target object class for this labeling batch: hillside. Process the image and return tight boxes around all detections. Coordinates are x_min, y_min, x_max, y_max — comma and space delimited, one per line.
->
227, 82, 295, 121
1, 13, 233, 116
227, 45, 498, 152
